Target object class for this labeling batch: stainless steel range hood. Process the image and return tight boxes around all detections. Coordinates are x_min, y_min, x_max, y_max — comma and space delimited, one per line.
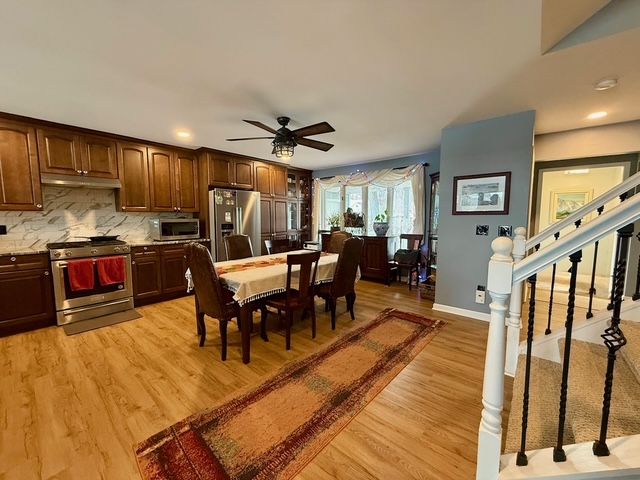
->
41, 173, 121, 189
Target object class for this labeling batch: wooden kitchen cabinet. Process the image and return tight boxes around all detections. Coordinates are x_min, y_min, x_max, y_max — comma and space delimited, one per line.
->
131, 247, 162, 303
254, 162, 272, 195
175, 151, 198, 212
148, 147, 175, 212
0, 120, 43, 211
117, 142, 151, 212
360, 235, 393, 284
0, 254, 55, 336
271, 165, 287, 197
160, 246, 188, 295
37, 127, 118, 179
204, 151, 254, 190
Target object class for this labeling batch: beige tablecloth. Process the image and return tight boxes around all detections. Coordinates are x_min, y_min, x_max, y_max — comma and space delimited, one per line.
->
186, 250, 339, 306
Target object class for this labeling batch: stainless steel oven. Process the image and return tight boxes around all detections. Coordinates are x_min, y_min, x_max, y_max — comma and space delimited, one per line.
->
49, 241, 134, 325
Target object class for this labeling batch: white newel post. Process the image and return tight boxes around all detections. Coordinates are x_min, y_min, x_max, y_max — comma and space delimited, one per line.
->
477, 236, 514, 480
504, 227, 526, 376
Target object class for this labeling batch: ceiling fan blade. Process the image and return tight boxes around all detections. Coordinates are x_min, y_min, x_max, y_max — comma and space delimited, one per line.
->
291, 121, 335, 138
226, 136, 274, 141
243, 120, 277, 134
296, 137, 334, 152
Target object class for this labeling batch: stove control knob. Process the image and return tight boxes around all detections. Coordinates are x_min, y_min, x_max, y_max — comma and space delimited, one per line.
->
65, 250, 72, 256
91, 249, 98, 255
53, 251, 61, 258
114, 247, 121, 253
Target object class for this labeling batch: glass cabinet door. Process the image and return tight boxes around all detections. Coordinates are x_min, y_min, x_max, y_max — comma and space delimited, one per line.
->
287, 202, 299, 230
287, 173, 298, 198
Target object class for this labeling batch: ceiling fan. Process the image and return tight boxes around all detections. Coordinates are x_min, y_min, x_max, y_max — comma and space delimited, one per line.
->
226, 116, 335, 159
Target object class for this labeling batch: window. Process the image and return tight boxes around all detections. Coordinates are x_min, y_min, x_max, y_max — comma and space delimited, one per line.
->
367, 185, 388, 235
345, 186, 363, 214
389, 180, 415, 237
322, 186, 341, 229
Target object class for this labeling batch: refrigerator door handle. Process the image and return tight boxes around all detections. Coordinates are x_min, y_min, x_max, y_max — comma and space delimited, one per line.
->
236, 207, 244, 235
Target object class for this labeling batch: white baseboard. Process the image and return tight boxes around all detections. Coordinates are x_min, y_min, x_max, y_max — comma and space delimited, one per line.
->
432, 303, 491, 322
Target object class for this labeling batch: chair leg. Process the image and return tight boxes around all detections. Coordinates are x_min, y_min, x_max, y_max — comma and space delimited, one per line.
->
285, 310, 292, 350
324, 298, 329, 312
311, 303, 317, 339
347, 293, 356, 320
330, 299, 337, 330
260, 305, 269, 342
198, 312, 206, 347
409, 267, 412, 290
220, 320, 228, 361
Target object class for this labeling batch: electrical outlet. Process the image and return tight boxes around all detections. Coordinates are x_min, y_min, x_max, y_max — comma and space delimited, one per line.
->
0, 225, 6, 235
475, 285, 486, 304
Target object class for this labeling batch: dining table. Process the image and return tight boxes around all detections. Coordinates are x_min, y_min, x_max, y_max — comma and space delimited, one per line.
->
187, 249, 340, 364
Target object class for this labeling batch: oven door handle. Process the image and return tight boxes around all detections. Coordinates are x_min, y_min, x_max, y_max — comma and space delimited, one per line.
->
54, 255, 130, 267
61, 297, 133, 316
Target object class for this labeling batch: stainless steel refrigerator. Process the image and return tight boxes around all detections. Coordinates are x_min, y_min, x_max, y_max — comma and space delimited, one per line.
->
209, 189, 261, 262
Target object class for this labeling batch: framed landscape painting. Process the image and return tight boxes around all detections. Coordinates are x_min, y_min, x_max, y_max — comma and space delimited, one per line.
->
453, 171, 511, 215
550, 190, 592, 222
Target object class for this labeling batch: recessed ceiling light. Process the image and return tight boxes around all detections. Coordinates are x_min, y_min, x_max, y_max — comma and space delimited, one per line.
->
594, 78, 618, 91
176, 130, 192, 139
586, 111, 607, 120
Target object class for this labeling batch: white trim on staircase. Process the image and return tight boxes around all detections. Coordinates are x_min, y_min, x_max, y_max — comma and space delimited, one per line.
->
432, 303, 491, 322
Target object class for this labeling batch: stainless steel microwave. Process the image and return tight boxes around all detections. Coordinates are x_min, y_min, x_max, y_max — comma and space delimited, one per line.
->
149, 218, 200, 241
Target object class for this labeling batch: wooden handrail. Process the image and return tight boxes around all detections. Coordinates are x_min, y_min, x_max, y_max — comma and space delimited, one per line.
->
526, 170, 640, 249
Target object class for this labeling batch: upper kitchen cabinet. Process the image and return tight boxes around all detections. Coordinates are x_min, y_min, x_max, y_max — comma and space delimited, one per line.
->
271, 165, 287, 197
254, 162, 272, 195
286, 170, 312, 200
202, 150, 254, 190
148, 147, 175, 212
37, 127, 118, 178
117, 142, 150, 212
0, 120, 43, 211
175, 151, 198, 212
81, 135, 118, 178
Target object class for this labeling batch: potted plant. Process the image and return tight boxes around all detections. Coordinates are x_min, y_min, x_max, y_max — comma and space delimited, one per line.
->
343, 208, 365, 234
327, 213, 341, 232
373, 209, 389, 236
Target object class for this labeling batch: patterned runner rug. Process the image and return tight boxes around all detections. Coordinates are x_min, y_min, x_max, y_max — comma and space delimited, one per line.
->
135, 308, 445, 480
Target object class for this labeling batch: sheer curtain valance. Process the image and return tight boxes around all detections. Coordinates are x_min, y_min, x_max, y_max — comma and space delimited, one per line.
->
312, 164, 424, 241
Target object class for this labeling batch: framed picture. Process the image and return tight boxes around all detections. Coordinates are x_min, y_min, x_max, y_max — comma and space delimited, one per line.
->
550, 190, 593, 222
453, 172, 511, 215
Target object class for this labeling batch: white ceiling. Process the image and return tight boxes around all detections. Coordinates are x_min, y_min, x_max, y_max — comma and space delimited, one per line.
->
1, 0, 639, 170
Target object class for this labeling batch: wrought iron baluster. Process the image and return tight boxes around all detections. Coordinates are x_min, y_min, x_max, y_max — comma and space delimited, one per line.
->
587, 206, 605, 318
593, 223, 633, 456
553, 249, 582, 462
545, 232, 561, 335
608, 193, 629, 310
632, 232, 640, 301
516, 274, 537, 467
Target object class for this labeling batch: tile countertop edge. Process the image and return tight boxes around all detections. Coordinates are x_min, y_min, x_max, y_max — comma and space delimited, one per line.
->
127, 238, 211, 247
0, 239, 211, 257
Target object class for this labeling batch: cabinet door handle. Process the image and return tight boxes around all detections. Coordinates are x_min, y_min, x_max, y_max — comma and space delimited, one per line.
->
44, 271, 50, 276
10, 256, 16, 262
143, 246, 148, 251
177, 207, 181, 212
131, 261, 136, 265
83, 170, 88, 175
77, 170, 82, 175
173, 207, 178, 212
122, 206, 126, 211
36, 204, 42, 208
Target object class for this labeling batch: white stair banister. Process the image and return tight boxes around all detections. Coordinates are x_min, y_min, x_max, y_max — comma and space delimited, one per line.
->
504, 227, 526, 377
477, 236, 514, 480
526, 170, 640, 250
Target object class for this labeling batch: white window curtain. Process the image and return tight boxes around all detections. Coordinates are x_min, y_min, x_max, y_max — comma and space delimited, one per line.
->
312, 164, 424, 244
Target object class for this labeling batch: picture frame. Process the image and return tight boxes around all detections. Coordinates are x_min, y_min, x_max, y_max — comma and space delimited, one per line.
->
550, 190, 593, 222
452, 171, 511, 215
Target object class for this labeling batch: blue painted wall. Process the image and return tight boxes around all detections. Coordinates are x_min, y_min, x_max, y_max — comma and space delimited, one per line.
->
435, 111, 535, 315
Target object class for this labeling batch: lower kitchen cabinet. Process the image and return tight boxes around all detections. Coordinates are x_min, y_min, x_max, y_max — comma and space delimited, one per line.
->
0, 254, 55, 336
131, 242, 208, 306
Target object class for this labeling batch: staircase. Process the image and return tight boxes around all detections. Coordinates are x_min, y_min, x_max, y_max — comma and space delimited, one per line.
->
476, 171, 640, 479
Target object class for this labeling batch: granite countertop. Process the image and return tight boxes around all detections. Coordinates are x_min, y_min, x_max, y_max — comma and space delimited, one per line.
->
127, 238, 210, 247
0, 246, 50, 257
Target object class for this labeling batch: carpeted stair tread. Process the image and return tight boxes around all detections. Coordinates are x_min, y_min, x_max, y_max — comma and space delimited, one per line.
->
620, 321, 640, 383
560, 338, 640, 443
504, 355, 567, 453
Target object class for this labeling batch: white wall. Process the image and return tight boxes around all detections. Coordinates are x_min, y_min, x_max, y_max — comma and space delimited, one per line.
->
535, 120, 640, 161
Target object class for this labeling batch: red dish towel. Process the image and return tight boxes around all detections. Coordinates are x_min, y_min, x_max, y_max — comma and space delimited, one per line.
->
67, 259, 95, 291
96, 256, 126, 286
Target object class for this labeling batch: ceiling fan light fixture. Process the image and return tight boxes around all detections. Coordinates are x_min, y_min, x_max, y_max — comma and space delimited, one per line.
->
273, 138, 295, 160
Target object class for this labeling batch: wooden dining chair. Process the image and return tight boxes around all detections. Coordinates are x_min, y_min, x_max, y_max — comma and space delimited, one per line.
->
316, 237, 363, 329
224, 234, 253, 260
261, 250, 321, 350
264, 238, 292, 255
391, 234, 423, 290
327, 230, 352, 254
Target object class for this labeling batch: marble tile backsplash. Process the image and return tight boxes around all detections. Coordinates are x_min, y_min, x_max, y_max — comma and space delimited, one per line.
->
0, 187, 191, 250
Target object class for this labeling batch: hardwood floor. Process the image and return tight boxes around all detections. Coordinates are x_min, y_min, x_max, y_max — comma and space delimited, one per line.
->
0, 280, 490, 480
